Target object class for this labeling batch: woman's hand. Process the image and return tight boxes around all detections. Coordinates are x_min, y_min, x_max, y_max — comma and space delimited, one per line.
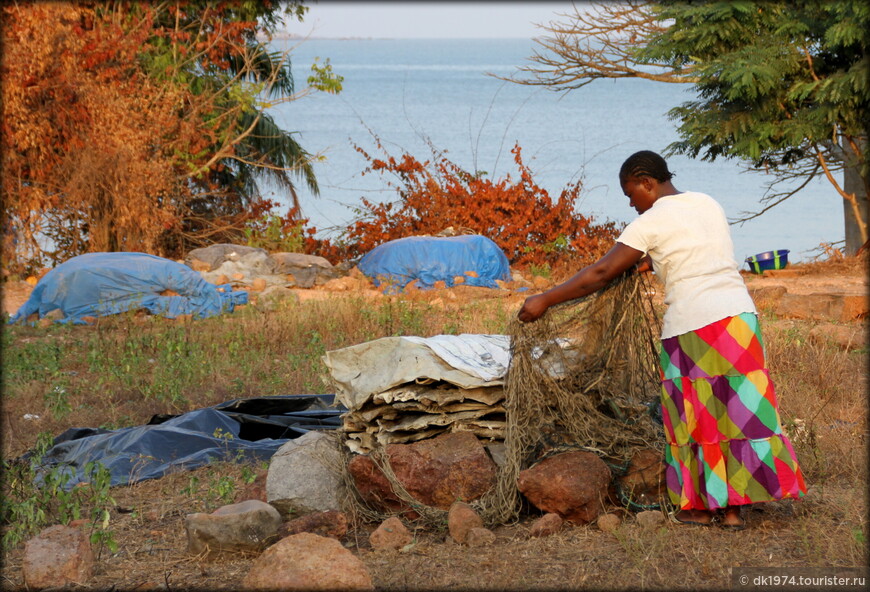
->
636, 255, 653, 273
517, 293, 550, 323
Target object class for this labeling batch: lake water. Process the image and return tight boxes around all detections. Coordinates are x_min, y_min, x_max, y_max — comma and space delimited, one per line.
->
266, 38, 842, 264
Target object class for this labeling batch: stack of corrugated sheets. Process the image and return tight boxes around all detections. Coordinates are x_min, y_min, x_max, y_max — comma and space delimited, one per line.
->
323, 335, 510, 454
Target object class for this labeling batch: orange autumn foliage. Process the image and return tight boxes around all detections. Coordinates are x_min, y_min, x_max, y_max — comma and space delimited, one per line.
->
334, 138, 618, 269
2, 1, 314, 276
1, 4, 198, 273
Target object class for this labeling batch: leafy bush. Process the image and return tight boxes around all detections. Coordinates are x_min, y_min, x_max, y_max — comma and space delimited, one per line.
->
244, 212, 305, 253
1, 433, 117, 555
330, 136, 618, 269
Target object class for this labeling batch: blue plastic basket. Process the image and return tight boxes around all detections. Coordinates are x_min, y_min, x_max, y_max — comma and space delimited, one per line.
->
745, 249, 789, 274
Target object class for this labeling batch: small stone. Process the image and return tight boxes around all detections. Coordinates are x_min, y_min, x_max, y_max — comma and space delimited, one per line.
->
529, 513, 563, 538
434, 280, 447, 289
465, 527, 495, 547
635, 510, 665, 528
448, 501, 483, 544
243, 533, 373, 590
185, 499, 282, 557
369, 517, 412, 551
251, 278, 267, 292
464, 271, 479, 278
216, 274, 230, 285
23, 525, 94, 589
232, 273, 245, 280
453, 276, 465, 285
596, 513, 621, 533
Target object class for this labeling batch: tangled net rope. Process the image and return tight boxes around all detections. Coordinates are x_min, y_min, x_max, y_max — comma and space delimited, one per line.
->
474, 271, 664, 524
339, 271, 664, 527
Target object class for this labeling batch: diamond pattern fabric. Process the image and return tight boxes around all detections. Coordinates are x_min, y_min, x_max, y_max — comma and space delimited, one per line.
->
659, 313, 806, 510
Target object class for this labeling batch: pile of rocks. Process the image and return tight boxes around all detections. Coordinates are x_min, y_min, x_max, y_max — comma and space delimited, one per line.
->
185, 244, 345, 290
19, 428, 669, 590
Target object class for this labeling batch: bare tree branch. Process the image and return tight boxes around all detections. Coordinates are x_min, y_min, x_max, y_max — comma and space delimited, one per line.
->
731, 162, 820, 224
493, 0, 698, 91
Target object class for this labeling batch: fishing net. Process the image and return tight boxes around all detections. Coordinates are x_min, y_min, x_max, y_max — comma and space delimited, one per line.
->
337, 271, 664, 527
474, 271, 664, 524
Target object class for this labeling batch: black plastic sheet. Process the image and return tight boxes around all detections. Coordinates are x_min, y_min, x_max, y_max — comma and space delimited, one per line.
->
28, 395, 344, 490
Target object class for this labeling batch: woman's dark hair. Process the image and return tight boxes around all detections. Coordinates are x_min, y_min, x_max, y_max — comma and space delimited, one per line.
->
619, 150, 674, 184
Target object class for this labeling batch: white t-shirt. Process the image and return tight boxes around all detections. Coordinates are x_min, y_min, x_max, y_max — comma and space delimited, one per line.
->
616, 191, 756, 339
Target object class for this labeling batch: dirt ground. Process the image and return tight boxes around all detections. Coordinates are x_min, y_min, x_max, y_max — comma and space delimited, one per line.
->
1, 258, 867, 590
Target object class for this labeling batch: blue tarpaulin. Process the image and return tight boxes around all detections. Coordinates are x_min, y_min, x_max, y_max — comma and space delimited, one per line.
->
9, 252, 247, 325
27, 395, 344, 489
358, 235, 511, 292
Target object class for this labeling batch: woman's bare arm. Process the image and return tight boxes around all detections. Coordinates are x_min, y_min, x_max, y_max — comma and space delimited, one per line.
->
517, 242, 645, 322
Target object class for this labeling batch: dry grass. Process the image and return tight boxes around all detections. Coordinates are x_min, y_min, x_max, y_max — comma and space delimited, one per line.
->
790, 246, 870, 277
1, 264, 867, 590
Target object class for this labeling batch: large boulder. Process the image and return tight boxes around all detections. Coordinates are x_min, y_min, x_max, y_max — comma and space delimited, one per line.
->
266, 431, 344, 517
517, 451, 611, 524
347, 431, 497, 514
270, 252, 340, 288
243, 533, 373, 590
186, 244, 268, 272
185, 499, 282, 557
23, 525, 94, 589
200, 250, 283, 286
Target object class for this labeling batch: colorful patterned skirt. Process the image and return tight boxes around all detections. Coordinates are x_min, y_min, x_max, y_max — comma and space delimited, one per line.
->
659, 312, 806, 510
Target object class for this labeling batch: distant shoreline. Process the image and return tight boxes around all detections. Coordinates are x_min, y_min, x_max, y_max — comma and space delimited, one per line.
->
260, 32, 533, 41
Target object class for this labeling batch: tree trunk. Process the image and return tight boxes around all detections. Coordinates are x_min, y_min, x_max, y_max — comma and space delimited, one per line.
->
842, 136, 869, 256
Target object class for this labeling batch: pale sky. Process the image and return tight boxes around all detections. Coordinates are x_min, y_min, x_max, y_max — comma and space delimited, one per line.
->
283, 1, 579, 39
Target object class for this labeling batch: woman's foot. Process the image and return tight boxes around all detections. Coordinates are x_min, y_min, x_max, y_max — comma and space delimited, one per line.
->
672, 509, 714, 526
718, 506, 746, 530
